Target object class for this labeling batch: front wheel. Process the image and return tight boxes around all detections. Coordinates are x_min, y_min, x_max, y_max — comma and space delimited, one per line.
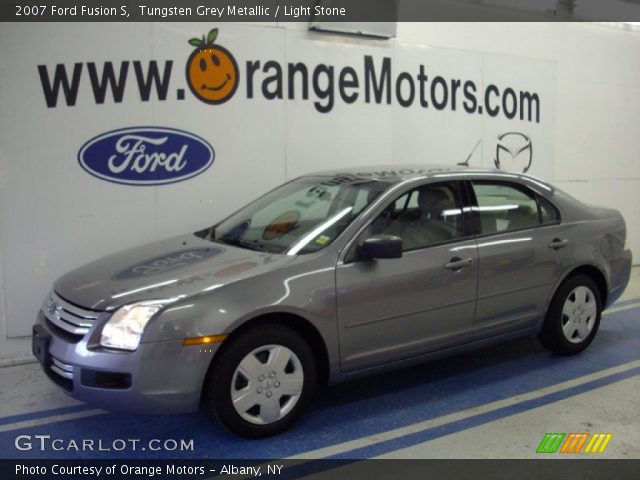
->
538, 274, 602, 355
204, 324, 316, 438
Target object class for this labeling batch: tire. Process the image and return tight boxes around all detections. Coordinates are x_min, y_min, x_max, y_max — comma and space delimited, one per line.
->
538, 274, 602, 355
204, 324, 317, 438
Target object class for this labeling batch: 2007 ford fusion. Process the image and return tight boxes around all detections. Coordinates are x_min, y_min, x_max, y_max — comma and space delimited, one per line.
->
33, 165, 632, 437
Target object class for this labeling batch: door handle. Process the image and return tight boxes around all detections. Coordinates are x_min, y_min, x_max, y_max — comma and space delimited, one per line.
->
444, 257, 473, 271
549, 238, 570, 250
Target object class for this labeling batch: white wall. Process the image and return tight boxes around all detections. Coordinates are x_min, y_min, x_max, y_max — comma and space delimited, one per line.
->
398, 22, 640, 261
0, 22, 638, 361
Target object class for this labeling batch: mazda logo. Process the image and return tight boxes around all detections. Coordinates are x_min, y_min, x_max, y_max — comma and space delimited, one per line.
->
494, 132, 533, 173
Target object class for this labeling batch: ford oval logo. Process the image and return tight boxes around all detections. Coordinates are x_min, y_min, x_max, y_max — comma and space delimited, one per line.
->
78, 127, 214, 186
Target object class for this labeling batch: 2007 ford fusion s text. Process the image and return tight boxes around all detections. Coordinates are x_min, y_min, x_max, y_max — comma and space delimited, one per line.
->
33, 165, 632, 437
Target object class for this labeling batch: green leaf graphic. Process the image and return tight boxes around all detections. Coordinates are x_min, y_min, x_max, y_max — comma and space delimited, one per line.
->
189, 38, 203, 47
208, 28, 218, 44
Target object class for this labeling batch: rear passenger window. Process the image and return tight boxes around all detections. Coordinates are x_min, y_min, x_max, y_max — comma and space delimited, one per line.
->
471, 182, 539, 234
539, 196, 560, 225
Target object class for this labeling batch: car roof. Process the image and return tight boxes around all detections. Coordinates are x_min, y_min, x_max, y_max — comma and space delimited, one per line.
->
303, 164, 553, 190
303, 164, 555, 193
305, 164, 486, 181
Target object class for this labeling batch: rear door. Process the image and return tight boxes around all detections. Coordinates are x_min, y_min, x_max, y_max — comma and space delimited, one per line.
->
336, 180, 479, 372
467, 179, 572, 339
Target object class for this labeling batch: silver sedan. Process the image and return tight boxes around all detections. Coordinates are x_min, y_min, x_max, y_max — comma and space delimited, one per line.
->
33, 165, 632, 437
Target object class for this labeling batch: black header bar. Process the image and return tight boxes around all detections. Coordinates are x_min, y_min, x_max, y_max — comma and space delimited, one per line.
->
2, 0, 640, 22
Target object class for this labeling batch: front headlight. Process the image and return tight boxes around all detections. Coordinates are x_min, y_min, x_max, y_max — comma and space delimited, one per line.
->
100, 301, 165, 351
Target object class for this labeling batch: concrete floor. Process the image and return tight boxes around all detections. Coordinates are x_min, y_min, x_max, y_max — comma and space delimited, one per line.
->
0, 268, 638, 460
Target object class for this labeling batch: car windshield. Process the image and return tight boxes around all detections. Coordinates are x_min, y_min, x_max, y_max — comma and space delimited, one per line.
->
196, 175, 392, 255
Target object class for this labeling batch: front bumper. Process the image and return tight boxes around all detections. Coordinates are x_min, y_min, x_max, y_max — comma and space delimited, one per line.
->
33, 310, 218, 414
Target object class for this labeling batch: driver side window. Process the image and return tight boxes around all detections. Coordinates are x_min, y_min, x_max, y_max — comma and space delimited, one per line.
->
356, 182, 465, 255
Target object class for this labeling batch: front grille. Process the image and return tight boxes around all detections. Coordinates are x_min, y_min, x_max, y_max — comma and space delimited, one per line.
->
47, 355, 74, 392
45, 317, 84, 343
51, 356, 74, 380
42, 291, 104, 338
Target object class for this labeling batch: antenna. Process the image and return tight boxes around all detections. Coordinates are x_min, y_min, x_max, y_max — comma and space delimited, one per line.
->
458, 139, 482, 166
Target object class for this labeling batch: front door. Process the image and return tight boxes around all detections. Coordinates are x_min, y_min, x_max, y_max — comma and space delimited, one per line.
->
336, 181, 479, 372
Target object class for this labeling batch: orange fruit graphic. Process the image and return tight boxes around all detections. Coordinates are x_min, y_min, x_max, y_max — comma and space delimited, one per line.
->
186, 28, 239, 105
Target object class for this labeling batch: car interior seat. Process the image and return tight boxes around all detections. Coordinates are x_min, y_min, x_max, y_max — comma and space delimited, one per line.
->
385, 187, 456, 249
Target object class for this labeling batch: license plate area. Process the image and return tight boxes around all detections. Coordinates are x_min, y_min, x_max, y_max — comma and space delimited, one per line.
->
32, 324, 51, 367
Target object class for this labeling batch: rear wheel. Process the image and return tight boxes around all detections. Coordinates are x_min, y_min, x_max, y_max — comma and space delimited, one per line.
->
538, 275, 602, 355
204, 324, 316, 438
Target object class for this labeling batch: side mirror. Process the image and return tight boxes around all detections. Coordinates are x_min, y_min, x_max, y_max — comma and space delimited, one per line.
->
359, 234, 403, 260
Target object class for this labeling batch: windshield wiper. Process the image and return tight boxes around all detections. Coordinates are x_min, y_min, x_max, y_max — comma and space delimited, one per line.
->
217, 237, 269, 252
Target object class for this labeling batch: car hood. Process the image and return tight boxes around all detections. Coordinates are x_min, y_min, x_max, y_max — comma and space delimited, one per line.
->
54, 234, 296, 311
